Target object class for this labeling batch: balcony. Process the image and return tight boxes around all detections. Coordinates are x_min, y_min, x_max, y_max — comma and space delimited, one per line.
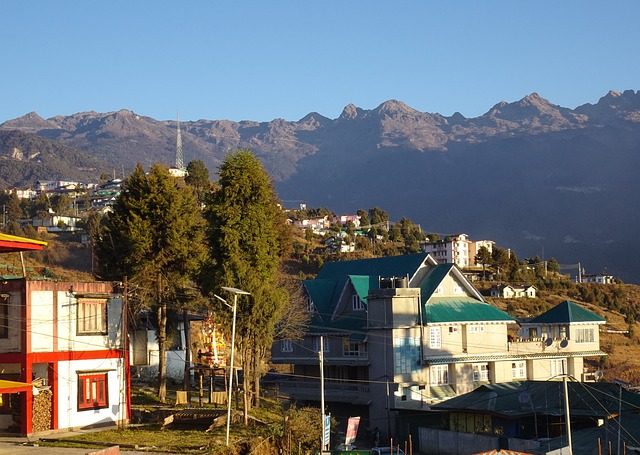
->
277, 379, 371, 404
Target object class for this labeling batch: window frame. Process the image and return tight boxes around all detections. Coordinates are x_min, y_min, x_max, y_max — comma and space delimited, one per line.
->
77, 298, 108, 335
281, 339, 293, 352
430, 364, 449, 385
351, 294, 365, 311
429, 326, 442, 349
313, 336, 330, 353
512, 361, 526, 379
77, 372, 109, 410
472, 363, 489, 382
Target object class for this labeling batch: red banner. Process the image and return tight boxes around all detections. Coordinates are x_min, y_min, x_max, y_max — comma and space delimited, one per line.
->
345, 416, 360, 445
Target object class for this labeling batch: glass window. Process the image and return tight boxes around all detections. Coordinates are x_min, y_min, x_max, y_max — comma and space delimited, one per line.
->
281, 339, 293, 352
429, 327, 441, 349
575, 328, 594, 343
512, 361, 526, 379
313, 336, 330, 353
430, 365, 449, 385
351, 295, 365, 311
78, 373, 108, 410
472, 363, 489, 381
77, 299, 108, 335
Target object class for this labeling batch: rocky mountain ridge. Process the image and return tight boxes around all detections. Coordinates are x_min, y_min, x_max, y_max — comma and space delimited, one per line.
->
1, 90, 639, 283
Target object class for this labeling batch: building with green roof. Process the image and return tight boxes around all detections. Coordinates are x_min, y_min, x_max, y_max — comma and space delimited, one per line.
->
270, 254, 606, 449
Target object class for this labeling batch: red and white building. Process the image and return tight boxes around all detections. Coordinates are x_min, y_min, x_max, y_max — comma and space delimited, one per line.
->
0, 277, 129, 435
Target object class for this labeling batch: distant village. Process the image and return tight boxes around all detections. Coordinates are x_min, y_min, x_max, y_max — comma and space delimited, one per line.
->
0, 175, 629, 455
5, 178, 614, 285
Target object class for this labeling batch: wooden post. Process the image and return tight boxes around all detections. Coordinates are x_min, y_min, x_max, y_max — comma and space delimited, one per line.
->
199, 372, 203, 407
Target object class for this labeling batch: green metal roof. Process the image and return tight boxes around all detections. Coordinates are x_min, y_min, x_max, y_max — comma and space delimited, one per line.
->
528, 300, 606, 324
423, 299, 514, 324
432, 381, 640, 418
419, 263, 454, 300
316, 253, 429, 281
303, 279, 339, 318
348, 275, 378, 303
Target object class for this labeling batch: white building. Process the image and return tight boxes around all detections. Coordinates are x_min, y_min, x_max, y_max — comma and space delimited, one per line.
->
0, 280, 128, 435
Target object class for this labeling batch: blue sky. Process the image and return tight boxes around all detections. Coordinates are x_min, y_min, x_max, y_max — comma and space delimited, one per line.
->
2, 1, 638, 123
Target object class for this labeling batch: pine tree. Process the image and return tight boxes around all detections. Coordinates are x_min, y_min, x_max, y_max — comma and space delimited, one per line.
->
204, 150, 292, 421
94, 163, 206, 402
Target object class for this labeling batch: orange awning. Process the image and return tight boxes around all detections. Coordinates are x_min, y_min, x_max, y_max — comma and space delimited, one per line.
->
0, 379, 33, 394
0, 233, 47, 253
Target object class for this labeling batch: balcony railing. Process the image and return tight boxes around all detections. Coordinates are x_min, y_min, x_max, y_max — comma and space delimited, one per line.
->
277, 379, 370, 403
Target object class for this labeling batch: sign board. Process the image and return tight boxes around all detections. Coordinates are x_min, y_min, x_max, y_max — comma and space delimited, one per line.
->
323, 414, 331, 446
345, 416, 360, 445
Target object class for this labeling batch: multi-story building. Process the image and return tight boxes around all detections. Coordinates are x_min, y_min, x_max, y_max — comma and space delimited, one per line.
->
423, 234, 495, 268
0, 278, 128, 435
271, 253, 607, 446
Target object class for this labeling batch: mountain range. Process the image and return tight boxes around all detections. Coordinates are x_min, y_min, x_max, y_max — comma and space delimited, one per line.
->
1, 90, 639, 282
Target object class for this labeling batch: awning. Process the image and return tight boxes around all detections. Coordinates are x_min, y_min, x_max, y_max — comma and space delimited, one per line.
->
0, 233, 47, 253
0, 379, 33, 394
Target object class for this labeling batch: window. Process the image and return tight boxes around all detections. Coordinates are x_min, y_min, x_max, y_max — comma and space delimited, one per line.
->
529, 328, 538, 338
550, 358, 566, 377
430, 365, 449, 385
305, 296, 315, 312
575, 328, 594, 343
281, 339, 293, 352
512, 361, 526, 379
394, 337, 420, 374
343, 339, 367, 357
77, 299, 107, 335
351, 295, 365, 311
313, 336, 330, 353
473, 363, 489, 381
454, 285, 464, 295
429, 327, 441, 349
0, 294, 8, 339
78, 373, 108, 410
469, 325, 485, 333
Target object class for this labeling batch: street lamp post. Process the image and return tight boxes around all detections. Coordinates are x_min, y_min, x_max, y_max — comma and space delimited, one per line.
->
214, 286, 250, 447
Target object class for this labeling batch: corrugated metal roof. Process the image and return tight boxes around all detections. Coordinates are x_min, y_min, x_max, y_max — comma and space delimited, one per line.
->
433, 381, 640, 418
316, 253, 429, 281
423, 299, 514, 324
528, 300, 606, 324
420, 263, 454, 300
348, 275, 377, 303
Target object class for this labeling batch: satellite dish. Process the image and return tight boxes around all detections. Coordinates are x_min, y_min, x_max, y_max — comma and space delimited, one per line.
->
545, 338, 554, 347
518, 391, 531, 404
560, 339, 569, 349
595, 370, 603, 380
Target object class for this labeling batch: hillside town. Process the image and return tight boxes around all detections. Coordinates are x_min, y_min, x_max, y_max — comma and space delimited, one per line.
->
0, 167, 636, 455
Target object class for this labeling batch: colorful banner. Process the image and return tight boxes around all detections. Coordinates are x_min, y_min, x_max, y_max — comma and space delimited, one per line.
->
345, 416, 360, 445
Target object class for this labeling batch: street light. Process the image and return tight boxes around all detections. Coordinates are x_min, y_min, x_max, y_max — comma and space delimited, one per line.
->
214, 286, 250, 446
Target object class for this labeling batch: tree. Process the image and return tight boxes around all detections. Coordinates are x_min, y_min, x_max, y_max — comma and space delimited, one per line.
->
475, 246, 492, 280
50, 193, 72, 215
547, 257, 560, 273
185, 159, 211, 204
203, 150, 292, 421
93, 163, 206, 402
357, 209, 369, 229
31, 192, 51, 219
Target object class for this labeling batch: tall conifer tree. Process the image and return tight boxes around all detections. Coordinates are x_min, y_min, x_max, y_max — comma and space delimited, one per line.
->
204, 150, 291, 419
94, 163, 206, 402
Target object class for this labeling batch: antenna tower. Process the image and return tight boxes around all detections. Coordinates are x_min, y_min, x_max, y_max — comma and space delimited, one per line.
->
175, 110, 184, 169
